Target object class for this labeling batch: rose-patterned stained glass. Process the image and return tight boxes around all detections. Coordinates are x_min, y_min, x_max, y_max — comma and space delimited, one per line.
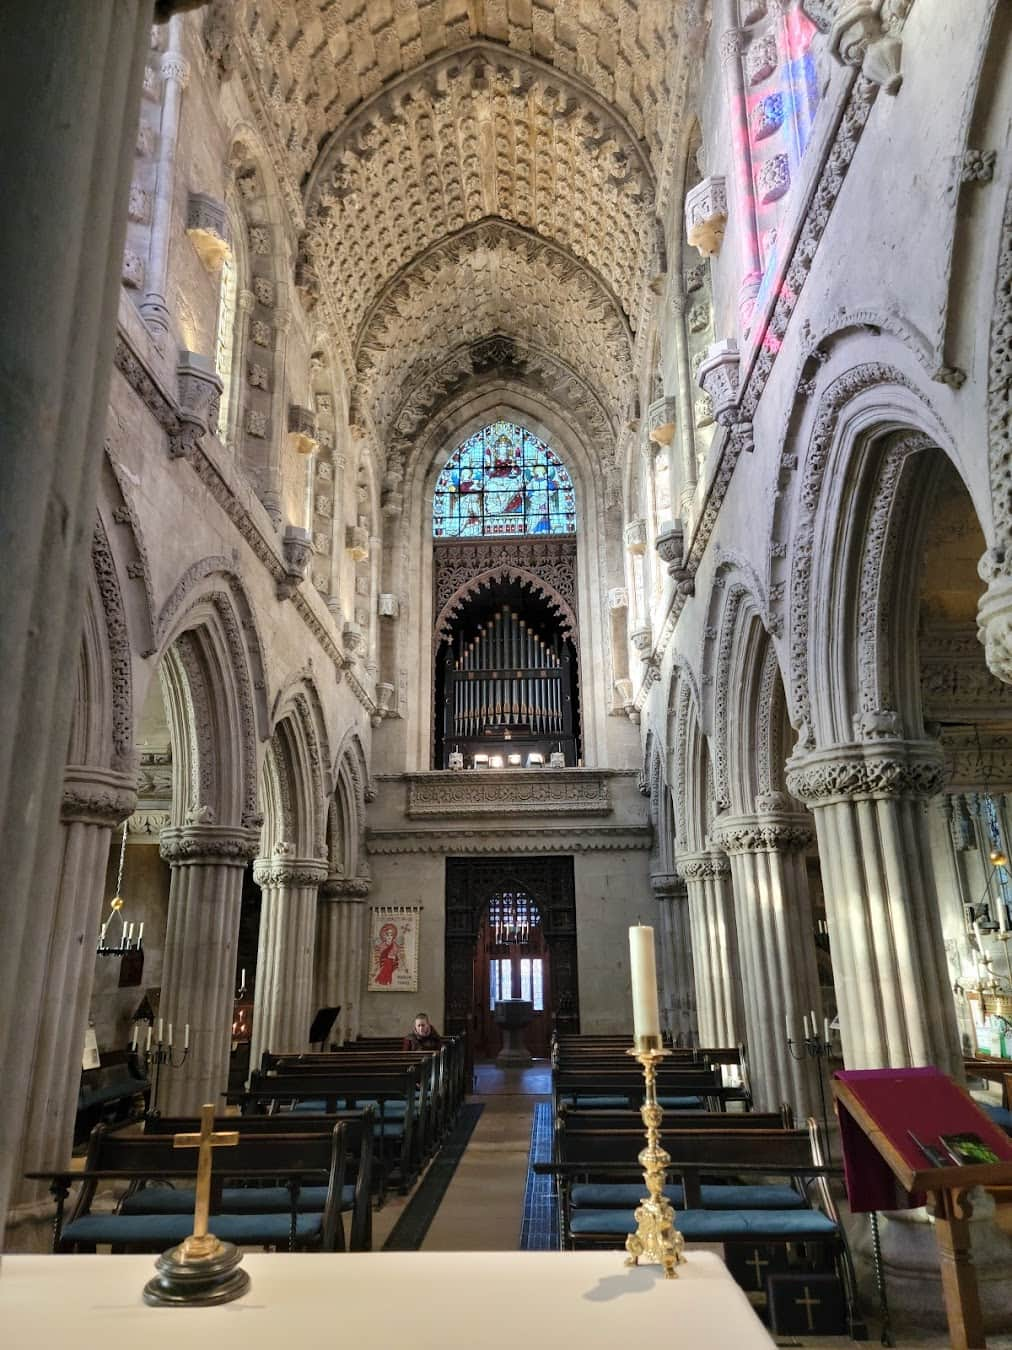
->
432, 420, 576, 537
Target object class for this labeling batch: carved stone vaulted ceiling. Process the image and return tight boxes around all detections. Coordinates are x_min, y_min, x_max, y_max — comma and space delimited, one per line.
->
236, 1, 703, 458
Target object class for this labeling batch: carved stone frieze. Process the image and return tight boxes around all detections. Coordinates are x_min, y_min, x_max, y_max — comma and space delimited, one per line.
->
62, 766, 138, 827
405, 770, 613, 819
685, 176, 728, 256
159, 824, 261, 866
675, 851, 731, 880
650, 872, 688, 899
785, 740, 946, 805
319, 876, 371, 899
367, 825, 653, 855
708, 811, 814, 854
253, 856, 328, 888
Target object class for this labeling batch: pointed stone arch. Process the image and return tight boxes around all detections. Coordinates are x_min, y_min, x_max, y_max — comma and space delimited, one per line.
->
433, 565, 579, 651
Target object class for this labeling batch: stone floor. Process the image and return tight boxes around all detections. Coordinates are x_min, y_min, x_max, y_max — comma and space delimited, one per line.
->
372, 1062, 1012, 1348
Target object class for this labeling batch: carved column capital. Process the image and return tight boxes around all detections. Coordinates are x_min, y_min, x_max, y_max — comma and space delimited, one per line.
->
786, 739, 945, 806
253, 856, 328, 888
708, 810, 814, 855
159, 51, 191, 88
675, 850, 731, 881
237, 288, 256, 313
977, 562, 1012, 688
650, 872, 688, 900
319, 875, 371, 900
61, 765, 138, 827
159, 823, 261, 866
829, 2, 904, 94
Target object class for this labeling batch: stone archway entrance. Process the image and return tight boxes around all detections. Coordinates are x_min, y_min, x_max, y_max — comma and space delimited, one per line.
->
444, 856, 579, 1064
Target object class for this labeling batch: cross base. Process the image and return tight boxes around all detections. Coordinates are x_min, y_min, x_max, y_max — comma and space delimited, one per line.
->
143, 1238, 250, 1307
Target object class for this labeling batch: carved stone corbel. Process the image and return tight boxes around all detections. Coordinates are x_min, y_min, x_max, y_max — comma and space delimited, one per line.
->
829, 2, 904, 95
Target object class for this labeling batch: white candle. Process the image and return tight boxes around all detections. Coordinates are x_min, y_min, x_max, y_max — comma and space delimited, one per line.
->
130, 1022, 137, 1051
785, 1014, 792, 1043
184, 1023, 190, 1050
628, 924, 661, 1042
1000, 900, 1009, 935
125, 922, 133, 945
824, 1017, 831, 1045
157, 1018, 163, 1043
167, 1023, 173, 1048
241, 968, 246, 989
145, 1024, 152, 1052
137, 922, 144, 945
803, 1013, 811, 1039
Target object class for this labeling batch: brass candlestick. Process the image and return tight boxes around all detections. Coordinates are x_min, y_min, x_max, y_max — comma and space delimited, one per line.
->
624, 1039, 685, 1279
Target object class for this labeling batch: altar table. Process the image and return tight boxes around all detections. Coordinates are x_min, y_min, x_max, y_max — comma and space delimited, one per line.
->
0, 1250, 775, 1348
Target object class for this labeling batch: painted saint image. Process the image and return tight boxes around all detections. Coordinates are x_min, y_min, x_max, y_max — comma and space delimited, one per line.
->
372, 921, 403, 987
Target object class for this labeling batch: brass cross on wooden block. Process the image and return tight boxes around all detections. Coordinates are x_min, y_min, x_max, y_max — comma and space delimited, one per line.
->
173, 1103, 239, 1260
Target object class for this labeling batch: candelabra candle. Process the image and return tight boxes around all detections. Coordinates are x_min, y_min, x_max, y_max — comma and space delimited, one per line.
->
786, 1019, 834, 1164
623, 1044, 685, 1279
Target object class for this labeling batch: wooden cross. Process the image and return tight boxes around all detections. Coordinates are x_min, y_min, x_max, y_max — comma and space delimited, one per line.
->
794, 1285, 821, 1332
745, 1249, 768, 1288
173, 1103, 239, 1260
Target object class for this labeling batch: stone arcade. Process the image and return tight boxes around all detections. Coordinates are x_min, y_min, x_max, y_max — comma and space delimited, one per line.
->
1, 0, 1011, 1344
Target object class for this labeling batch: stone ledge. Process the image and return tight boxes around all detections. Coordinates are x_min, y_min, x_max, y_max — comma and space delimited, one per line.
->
366, 825, 654, 855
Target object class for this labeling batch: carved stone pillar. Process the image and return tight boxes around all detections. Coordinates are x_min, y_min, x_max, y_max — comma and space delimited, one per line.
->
249, 850, 328, 1065
675, 850, 745, 1046
0, 0, 152, 1230
158, 823, 260, 1113
315, 877, 370, 1045
7, 768, 137, 1242
326, 450, 348, 623
709, 808, 825, 1120
670, 293, 698, 513
138, 37, 190, 340
786, 741, 962, 1076
651, 873, 697, 1046
262, 308, 291, 528
977, 563, 1012, 689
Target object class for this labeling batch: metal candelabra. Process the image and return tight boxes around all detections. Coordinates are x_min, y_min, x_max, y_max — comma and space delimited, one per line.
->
786, 1029, 833, 1159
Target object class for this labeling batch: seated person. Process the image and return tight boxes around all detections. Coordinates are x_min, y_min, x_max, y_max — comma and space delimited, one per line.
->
403, 1012, 441, 1051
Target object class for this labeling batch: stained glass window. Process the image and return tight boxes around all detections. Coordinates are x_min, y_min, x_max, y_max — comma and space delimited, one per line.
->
432, 420, 576, 537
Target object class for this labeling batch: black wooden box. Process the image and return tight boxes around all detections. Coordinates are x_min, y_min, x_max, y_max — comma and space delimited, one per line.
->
766, 1272, 848, 1335
723, 1242, 789, 1294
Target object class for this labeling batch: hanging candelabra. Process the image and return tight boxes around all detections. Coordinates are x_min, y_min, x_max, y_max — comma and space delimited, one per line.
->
96, 821, 144, 957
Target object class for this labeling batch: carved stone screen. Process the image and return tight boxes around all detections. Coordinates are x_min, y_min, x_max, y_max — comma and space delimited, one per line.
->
432, 420, 576, 538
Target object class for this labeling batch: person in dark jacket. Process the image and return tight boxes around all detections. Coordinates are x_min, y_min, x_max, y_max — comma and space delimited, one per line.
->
403, 1012, 441, 1051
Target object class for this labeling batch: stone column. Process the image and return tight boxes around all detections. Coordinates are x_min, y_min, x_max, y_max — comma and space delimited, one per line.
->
717, 2, 762, 331
326, 450, 348, 626
709, 807, 825, 1120
652, 872, 697, 1045
262, 308, 291, 528
249, 850, 328, 1066
786, 741, 962, 1076
8, 767, 136, 1243
138, 35, 189, 340
158, 823, 260, 1114
315, 877, 370, 1045
0, 0, 154, 1231
675, 850, 745, 1046
669, 293, 698, 515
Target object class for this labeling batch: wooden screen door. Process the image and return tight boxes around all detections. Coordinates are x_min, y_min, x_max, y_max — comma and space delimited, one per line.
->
474, 890, 550, 1058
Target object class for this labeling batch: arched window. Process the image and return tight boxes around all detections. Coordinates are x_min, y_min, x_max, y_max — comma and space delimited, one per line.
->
213, 246, 237, 441
432, 420, 576, 538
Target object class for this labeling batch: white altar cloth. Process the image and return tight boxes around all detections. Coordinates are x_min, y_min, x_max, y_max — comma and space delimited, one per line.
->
0, 1250, 774, 1348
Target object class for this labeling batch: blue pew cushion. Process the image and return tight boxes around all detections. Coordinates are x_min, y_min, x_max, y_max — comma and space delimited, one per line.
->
120, 1184, 353, 1215
62, 1211, 323, 1247
569, 1182, 805, 1210
569, 1208, 839, 1240
982, 1103, 1012, 1135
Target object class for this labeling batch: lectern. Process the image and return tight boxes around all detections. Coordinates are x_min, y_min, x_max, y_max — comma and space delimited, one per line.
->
832, 1067, 1012, 1350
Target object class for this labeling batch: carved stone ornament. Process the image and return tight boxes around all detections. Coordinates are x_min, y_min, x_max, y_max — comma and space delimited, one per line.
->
62, 766, 138, 827
685, 176, 728, 257
829, 2, 904, 94
675, 850, 731, 881
176, 349, 222, 447
708, 810, 815, 854
655, 522, 693, 592
294, 255, 320, 312
697, 339, 740, 426
647, 395, 678, 446
319, 876, 371, 899
287, 405, 319, 456
159, 823, 261, 867
624, 519, 648, 555
253, 855, 328, 889
650, 872, 688, 899
277, 525, 312, 601
630, 623, 654, 656
122, 249, 145, 290
185, 192, 230, 272
785, 740, 946, 806
405, 769, 613, 818
378, 593, 399, 619
343, 622, 366, 657
345, 524, 369, 561
608, 587, 629, 611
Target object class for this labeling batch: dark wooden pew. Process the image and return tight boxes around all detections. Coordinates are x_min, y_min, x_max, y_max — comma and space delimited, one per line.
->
233, 1066, 420, 1196
75, 1050, 149, 1144
45, 1121, 348, 1254
557, 1106, 793, 1135
552, 1064, 749, 1116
